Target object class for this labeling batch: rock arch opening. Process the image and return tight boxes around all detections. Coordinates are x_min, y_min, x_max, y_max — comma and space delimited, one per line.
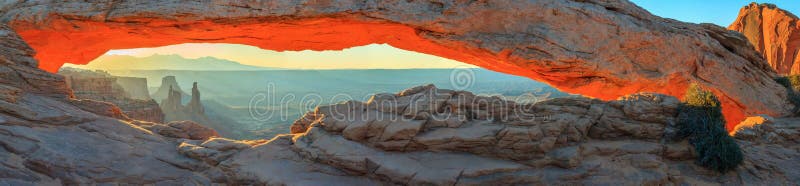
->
4, 1, 793, 130
59, 42, 567, 139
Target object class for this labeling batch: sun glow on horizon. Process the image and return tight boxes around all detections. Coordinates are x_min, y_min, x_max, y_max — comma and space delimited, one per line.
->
73, 43, 478, 70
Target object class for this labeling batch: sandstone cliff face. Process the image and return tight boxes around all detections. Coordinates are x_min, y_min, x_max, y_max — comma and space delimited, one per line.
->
729, 3, 800, 75
0, 0, 792, 128
115, 76, 152, 100
60, 69, 165, 123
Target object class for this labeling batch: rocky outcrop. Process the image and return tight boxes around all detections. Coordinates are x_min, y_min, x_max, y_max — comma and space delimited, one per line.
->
0, 24, 70, 99
1, 2, 800, 185
69, 99, 129, 120
186, 82, 204, 115
158, 81, 237, 137
1, 60, 799, 185
133, 120, 220, 141
0, 25, 215, 184
115, 99, 164, 124
733, 115, 800, 144
292, 85, 678, 158
0, 0, 793, 128
264, 85, 798, 185
160, 81, 206, 123
729, 3, 800, 75
152, 76, 188, 103
60, 69, 165, 123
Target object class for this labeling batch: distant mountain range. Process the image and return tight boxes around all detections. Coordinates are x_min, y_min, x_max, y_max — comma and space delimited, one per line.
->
76, 54, 282, 71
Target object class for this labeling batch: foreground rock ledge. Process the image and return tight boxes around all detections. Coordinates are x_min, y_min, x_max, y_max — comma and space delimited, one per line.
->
0, 0, 793, 128
2, 73, 799, 184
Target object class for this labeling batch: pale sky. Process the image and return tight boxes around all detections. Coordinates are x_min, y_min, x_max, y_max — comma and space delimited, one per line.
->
94, 43, 476, 69
85, 1, 798, 70
631, 0, 798, 27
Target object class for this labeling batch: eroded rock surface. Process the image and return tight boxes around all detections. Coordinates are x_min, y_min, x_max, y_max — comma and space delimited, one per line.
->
730, 3, 800, 75
277, 85, 798, 185
2, 78, 799, 184
733, 116, 800, 145
0, 3, 799, 185
134, 120, 220, 141
0, 0, 793, 128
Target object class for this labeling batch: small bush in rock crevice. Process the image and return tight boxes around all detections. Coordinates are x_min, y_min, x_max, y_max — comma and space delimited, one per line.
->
676, 84, 743, 173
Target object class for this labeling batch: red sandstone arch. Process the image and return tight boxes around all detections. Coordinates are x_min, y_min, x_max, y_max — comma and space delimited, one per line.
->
2, 0, 793, 130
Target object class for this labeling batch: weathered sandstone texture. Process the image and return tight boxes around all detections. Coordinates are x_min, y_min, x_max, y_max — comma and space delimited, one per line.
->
0, 0, 794, 128
1, 59, 798, 185
0, 2, 799, 185
730, 3, 800, 75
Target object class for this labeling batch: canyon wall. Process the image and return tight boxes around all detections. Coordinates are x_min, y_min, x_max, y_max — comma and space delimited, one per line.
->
61, 70, 165, 123
0, 0, 793, 129
115, 77, 152, 100
729, 3, 800, 75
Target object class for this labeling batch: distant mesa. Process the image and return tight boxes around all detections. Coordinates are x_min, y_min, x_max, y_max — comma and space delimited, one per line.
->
151, 76, 189, 103
116, 76, 152, 100
58, 67, 165, 123
76, 54, 282, 71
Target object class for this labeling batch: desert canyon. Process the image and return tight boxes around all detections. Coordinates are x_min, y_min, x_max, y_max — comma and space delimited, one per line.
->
0, 0, 798, 185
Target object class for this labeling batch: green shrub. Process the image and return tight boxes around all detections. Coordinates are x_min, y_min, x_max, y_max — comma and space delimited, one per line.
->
676, 84, 743, 173
774, 76, 800, 114
787, 75, 800, 91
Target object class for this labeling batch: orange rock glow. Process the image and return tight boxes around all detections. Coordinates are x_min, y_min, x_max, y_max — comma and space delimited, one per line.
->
10, 17, 752, 130
729, 3, 800, 75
